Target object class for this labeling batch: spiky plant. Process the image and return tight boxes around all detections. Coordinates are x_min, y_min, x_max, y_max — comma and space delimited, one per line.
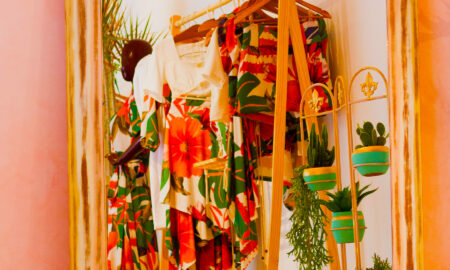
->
323, 182, 377, 212
355, 121, 389, 149
286, 166, 331, 270
366, 254, 392, 270
307, 123, 335, 167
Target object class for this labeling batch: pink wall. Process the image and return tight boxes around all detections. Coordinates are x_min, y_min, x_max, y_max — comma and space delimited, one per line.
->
418, 0, 450, 269
0, 1, 69, 269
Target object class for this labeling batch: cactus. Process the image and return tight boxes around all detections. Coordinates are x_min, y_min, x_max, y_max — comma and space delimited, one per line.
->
307, 123, 335, 167
355, 121, 389, 149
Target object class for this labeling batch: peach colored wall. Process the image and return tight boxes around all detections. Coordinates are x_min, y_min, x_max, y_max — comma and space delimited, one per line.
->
418, 0, 450, 269
0, 1, 69, 269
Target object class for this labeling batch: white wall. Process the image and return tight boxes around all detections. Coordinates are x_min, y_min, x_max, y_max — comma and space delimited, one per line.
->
117, 0, 392, 269
312, 0, 392, 269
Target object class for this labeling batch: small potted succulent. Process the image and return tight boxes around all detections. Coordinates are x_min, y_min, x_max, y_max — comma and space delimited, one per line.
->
303, 123, 336, 191
352, 121, 390, 176
323, 182, 377, 243
367, 253, 392, 270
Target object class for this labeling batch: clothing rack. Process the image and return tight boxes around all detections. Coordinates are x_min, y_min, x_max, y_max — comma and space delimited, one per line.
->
175, 0, 232, 27
168, 0, 324, 269
170, 0, 233, 35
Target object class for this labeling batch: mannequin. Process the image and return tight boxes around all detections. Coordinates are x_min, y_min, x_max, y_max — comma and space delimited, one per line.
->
108, 39, 153, 165
121, 39, 153, 81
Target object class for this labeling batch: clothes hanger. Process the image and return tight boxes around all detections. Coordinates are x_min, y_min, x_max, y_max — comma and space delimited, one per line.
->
234, 0, 331, 25
173, 24, 210, 43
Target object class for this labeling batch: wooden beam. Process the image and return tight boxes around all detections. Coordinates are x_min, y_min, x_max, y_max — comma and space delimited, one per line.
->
65, 0, 106, 269
386, 0, 423, 269
266, 0, 290, 267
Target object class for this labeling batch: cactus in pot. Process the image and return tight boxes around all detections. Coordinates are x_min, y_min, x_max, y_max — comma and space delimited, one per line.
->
355, 122, 389, 149
352, 121, 390, 177
303, 123, 337, 191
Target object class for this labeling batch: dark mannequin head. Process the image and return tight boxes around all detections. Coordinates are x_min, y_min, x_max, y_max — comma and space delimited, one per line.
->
121, 39, 153, 81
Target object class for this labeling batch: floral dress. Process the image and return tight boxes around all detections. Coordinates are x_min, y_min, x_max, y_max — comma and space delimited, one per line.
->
133, 29, 234, 270
218, 18, 261, 269
107, 93, 159, 270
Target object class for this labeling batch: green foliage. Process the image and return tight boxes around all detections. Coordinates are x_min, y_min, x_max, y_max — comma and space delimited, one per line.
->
307, 123, 335, 167
323, 182, 378, 212
102, 0, 164, 71
286, 166, 331, 270
366, 254, 392, 270
355, 121, 389, 149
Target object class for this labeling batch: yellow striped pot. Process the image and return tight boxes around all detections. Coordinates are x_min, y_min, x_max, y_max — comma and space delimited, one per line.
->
303, 166, 337, 191
352, 146, 390, 177
331, 211, 366, 244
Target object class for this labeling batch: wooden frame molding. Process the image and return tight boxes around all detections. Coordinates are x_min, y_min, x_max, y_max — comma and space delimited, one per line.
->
386, 0, 423, 269
65, 0, 106, 269
64, 0, 423, 268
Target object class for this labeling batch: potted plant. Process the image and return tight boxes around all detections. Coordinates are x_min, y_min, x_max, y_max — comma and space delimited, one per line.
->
303, 123, 336, 191
323, 182, 377, 243
286, 166, 331, 270
352, 121, 390, 176
366, 253, 392, 270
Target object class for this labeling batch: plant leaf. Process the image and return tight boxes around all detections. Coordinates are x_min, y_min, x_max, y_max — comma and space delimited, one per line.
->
371, 129, 378, 146
376, 122, 386, 136
377, 137, 386, 146
360, 132, 371, 146
363, 121, 374, 133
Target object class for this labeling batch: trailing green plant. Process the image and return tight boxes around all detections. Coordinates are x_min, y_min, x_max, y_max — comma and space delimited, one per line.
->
355, 121, 389, 149
323, 182, 378, 212
366, 253, 392, 270
307, 123, 335, 167
286, 166, 331, 269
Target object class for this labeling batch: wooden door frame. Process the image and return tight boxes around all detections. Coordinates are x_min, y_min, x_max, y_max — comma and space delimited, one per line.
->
64, 0, 423, 269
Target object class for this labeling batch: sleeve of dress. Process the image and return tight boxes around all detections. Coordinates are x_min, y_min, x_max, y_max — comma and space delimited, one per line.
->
203, 29, 230, 122
133, 44, 167, 151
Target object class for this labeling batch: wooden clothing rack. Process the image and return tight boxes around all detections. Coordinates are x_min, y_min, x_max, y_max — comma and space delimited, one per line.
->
168, 0, 328, 269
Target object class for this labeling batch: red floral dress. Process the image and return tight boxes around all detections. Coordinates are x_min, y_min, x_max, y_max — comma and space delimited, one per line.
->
107, 93, 159, 270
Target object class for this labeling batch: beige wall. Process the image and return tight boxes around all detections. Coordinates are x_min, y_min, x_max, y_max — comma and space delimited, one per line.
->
418, 0, 450, 269
0, 0, 69, 269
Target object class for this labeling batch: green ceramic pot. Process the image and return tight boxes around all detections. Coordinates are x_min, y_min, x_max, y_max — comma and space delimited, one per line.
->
351, 146, 389, 177
331, 211, 366, 244
303, 166, 337, 191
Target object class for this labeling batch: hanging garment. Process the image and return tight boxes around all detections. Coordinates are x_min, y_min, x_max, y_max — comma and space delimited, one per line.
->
235, 20, 332, 116
217, 19, 261, 269
107, 93, 159, 270
133, 29, 234, 270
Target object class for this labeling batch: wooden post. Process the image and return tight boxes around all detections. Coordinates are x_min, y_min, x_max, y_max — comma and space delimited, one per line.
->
387, 0, 423, 269
266, 0, 290, 267
65, 0, 106, 269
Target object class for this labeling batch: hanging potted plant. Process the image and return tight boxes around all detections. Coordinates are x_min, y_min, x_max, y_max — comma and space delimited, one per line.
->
303, 123, 336, 191
286, 166, 331, 269
323, 182, 377, 243
352, 121, 390, 176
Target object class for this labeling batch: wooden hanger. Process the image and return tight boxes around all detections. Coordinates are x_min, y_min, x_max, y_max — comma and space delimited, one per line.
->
234, 0, 331, 24
173, 24, 210, 43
